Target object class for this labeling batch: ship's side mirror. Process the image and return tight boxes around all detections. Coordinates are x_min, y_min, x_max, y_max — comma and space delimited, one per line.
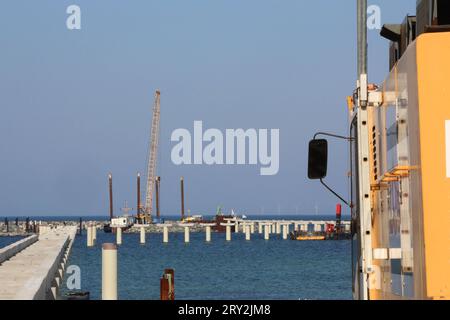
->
307, 139, 328, 180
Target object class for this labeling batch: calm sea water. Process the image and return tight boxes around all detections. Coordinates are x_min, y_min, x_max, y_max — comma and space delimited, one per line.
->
0, 236, 25, 248
60, 224, 352, 300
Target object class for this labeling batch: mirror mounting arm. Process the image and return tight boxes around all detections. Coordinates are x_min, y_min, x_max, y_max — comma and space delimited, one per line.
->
320, 179, 351, 208
313, 132, 354, 142
311, 131, 353, 208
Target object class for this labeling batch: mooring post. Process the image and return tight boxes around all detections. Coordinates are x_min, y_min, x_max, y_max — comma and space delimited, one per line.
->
79, 218, 82, 235
102, 243, 118, 300
160, 269, 175, 300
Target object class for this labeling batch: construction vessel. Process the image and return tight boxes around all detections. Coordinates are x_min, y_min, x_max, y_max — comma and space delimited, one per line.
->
103, 174, 134, 233
290, 204, 350, 241
308, 0, 450, 299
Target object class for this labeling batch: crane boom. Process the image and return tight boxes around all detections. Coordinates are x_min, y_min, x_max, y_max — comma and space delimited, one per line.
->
144, 90, 161, 221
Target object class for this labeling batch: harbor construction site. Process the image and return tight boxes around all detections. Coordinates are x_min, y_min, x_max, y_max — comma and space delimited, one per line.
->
0, 217, 350, 300
1, 216, 352, 242
0, 85, 352, 300
0, 83, 352, 300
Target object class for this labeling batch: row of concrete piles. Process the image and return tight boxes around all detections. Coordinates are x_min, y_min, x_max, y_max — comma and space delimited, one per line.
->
86, 220, 340, 247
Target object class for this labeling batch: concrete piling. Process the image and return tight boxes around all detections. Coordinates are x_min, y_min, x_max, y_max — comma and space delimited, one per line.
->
245, 225, 251, 241
314, 224, 322, 232
87, 224, 93, 247
184, 226, 190, 243
220, 223, 234, 241
179, 223, 194, 243
163, 226, 169, 243
156, 224, 172, 243
250, 223, 255, 234
206, 226, 211, 242
116, 227, 122, 245
226, 225, 231, 241
201, 223, 215, 242
264, 224, 270, 240
258, 222, 263, 234
281, 224, 289, 240
140, 226, 145, 244
92, 225, 97, 244
102, 243, 118, 300
276, 222, 281, 234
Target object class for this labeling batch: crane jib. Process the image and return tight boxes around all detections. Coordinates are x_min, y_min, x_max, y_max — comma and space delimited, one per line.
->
145, 91, 161, 218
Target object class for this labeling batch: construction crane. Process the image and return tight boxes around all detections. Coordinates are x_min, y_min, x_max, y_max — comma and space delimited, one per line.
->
137, 90, 161, 224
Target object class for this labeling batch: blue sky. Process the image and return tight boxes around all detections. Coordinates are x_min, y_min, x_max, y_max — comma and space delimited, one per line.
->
0, 1, 416, 216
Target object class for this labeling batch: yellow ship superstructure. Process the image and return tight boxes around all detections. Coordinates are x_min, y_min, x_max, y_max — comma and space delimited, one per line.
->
348, 1, 450, 300
307, 0, 450, 300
